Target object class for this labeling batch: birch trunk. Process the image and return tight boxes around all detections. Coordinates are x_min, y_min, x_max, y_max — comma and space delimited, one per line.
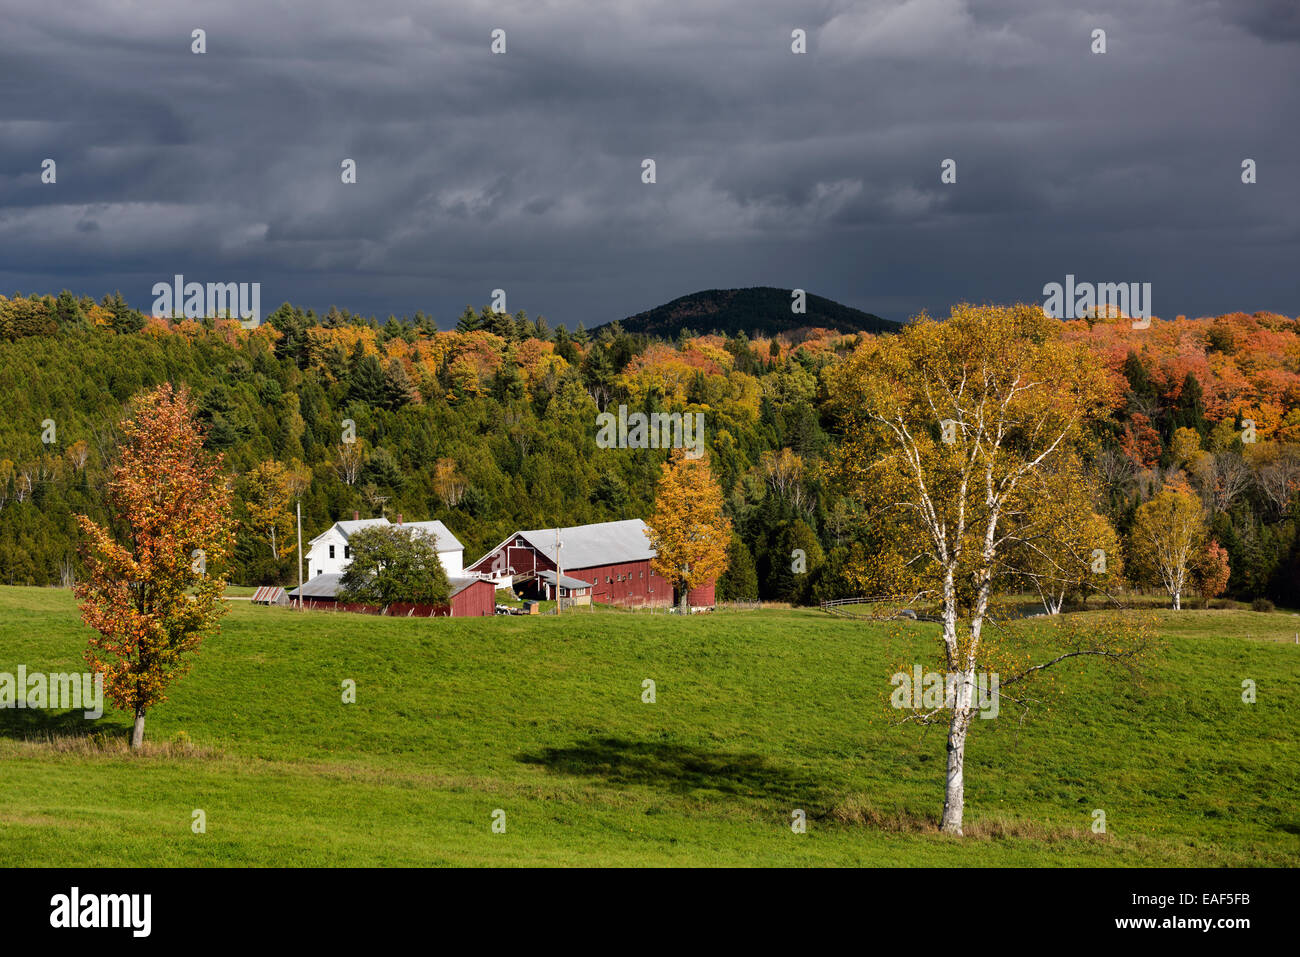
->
940, 671, 974, 834
130, 706, 146, 750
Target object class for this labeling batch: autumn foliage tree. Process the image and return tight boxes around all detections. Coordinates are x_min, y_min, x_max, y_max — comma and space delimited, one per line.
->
76, 383, 234, 749
1006, 456, 1125, 614
1191, 539, 1230, 608
645, 450, 731, 612
243, 460, 297, 560
1130, 483, 1205, 610
829, 304, 1151, 835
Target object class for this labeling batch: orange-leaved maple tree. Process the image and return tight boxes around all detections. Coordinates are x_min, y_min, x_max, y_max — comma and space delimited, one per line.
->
76, 383, 234, 749
645, 449, 731, 613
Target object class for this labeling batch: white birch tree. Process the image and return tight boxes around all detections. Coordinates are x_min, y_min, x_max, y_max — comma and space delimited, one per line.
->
830, 304, 1150, 835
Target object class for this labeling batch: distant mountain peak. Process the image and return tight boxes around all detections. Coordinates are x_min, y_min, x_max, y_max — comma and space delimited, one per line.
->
604, 287, 898, 339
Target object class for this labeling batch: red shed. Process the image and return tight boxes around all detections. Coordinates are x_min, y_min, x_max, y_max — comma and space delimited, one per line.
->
287, 573, 497, 617
467, 519, 676, 609
447, 576, 497, 617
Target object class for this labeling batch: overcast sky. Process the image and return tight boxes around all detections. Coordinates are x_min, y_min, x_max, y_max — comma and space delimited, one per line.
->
1, 0, 1297, 328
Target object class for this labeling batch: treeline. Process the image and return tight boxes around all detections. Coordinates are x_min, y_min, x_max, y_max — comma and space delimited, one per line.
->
1, 291, 1297, 606
0, 292, 854, 600
1083, 314, 1300, 603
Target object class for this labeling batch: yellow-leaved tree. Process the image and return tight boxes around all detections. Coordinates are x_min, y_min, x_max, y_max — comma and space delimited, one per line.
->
828, 304, 1153, 835
645, 450, 731, 613
243, 460, 298, 560
1130, 481, 1205, 610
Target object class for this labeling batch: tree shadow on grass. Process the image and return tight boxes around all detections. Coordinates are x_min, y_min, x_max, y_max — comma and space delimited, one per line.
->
517, 735, 825, 805
0, 706, 120, 743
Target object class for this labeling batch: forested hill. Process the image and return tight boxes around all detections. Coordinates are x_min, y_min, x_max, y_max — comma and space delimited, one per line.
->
0, 289, 1298, 608
609, 287, 898, 338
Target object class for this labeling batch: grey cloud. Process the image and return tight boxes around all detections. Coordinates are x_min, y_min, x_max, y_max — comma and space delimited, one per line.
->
0, 0, 1295, 326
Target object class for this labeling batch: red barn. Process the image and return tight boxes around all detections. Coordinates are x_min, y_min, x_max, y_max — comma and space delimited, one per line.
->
467, 518, 713, 610
287, 574, 497, 617
444, 576, 497, 617
468, 519, 671, 608
686, 581, 716, 608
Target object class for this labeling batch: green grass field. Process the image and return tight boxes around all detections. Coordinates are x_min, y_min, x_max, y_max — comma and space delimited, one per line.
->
1, 586, 1297, 866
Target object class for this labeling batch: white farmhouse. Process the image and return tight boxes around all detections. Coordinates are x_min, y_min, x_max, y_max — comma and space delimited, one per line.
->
305, 514, 465, 579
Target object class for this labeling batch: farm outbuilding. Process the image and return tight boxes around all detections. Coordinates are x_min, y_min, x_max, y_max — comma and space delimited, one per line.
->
516, 569, 593, 605
467, 518, 713, 610
285, 574, 497, 617
250, 585, 289, 606
444, 576, 497, 617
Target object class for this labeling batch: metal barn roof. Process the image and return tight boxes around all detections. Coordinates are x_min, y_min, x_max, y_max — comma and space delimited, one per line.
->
288, 573, 491, 601
449, 575, 495, 597
287, 573, 344, 598
532, 570, 593, 589
250, 585, 288, 604
516, 519, 655, 570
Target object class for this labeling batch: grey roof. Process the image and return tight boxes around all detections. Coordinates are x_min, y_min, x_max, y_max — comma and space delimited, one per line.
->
401, 520, 464, 552
287, 573, 344, 598
517, 519, 655, 570
449, 575, 494, 597
289, 573, 491, 601
309, 517, 464, 552
532, 569, 593, 589
308, 518, 388, 545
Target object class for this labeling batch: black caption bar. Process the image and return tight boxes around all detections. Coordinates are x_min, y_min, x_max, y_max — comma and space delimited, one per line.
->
0, 866, 1289, 944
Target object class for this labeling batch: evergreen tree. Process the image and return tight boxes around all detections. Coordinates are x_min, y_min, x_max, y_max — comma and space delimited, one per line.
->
455, 305, 482, 333
1169, 371, 1207, 437
105, 291, 144, 334
53, 290, 86, 329
383, 357, 419, 409
347, 345, 387, 405
717, 535, 759, 600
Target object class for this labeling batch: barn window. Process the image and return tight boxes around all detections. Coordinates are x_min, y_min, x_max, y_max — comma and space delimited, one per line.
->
606, 576, 612, 583
344, 546, 351, 559
329, 545, 335, 559
639, 571, 644, 578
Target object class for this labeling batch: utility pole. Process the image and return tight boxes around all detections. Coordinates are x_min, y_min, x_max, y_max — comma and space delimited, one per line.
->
296, 500, 304, 611
555, 525, 563, 616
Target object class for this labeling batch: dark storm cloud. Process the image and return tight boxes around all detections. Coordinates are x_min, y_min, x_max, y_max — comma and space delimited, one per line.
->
0, 0, 1295, 326
1217, 0, 1300, 43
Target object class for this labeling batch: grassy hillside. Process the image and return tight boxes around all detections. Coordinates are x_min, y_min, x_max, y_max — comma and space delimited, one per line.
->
612, 287, 898, 338
1, 587, 1296, 866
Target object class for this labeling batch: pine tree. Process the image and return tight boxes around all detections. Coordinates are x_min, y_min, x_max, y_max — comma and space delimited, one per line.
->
348, 346, 387, 405
383, 357, 420, 409
455, 306, 482, 333
717, 535, 758, 600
